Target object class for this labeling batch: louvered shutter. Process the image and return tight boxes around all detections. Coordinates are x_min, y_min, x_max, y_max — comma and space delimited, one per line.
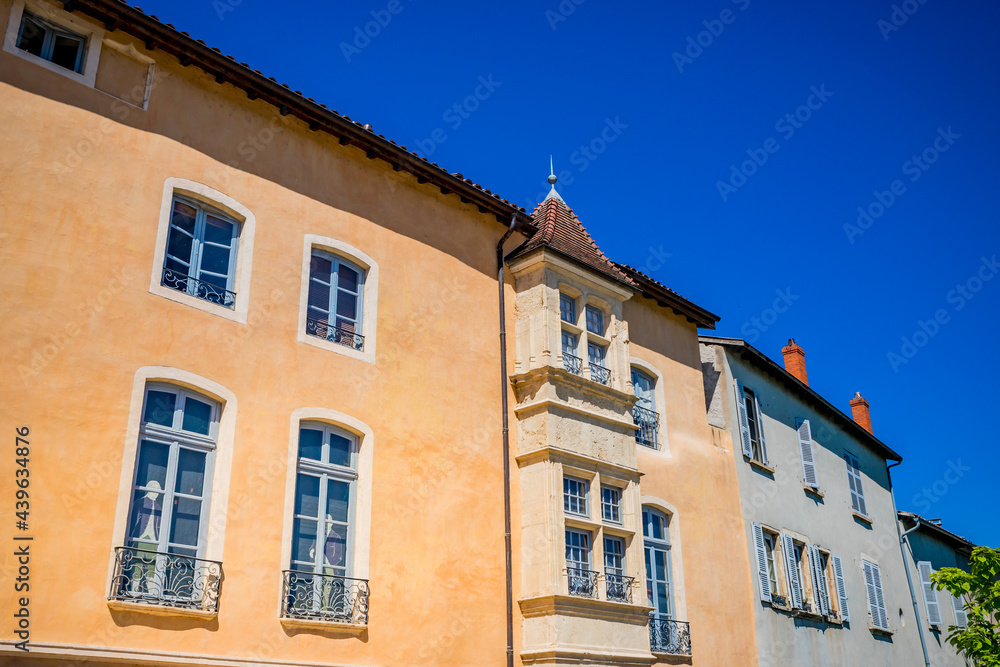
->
753, 397, 768, 464
918, 561, 943, 626
832, 555, 850, 622
808, 545, 829, 615
846, 453, 868, 516
782, 533, 803, 609
752, 523, 771, 602
797, 419, 818, 488
735, 379, 752, 458
952, 594, 968, 628
864, 561, 889, 630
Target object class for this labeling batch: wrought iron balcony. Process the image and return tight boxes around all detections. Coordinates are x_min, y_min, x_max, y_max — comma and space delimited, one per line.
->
563, 352, 582, 376
632, 405, 659, 449
108, 546, 222, 612
306, 317, 365, 351
589, 362, 611, 385
566, 567, 599, 599
605, 573, 634, 603
649, 617, 691, 656
161, 267, 236, 309
281, 570, 370, 625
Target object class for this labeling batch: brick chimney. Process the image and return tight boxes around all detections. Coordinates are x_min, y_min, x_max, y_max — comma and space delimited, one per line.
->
781, 339, 808, 385
850, 392, 872, 434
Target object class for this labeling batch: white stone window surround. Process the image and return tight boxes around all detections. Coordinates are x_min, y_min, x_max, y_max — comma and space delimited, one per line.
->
297, 235, 379, 365
149, 178, 256, 324
630, 357, 670, 456
107, 367, 239, 599
3, 0, 104, 87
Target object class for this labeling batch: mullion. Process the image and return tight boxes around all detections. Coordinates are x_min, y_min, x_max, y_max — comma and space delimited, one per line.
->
189, 209, 207, 291
328, 260, 341, 328
158, 443, 180, 554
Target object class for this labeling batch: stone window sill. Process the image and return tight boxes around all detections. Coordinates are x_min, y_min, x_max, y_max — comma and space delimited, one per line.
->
804, 485, 824, 498
870, 625, 894, 636
749, 459, 775, 474
279, 617, 367, 634
107, 599, 216, 619
852, 511, 873, 526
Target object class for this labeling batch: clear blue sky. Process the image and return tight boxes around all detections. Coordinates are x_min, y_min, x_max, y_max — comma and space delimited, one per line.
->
139, 0, 999, 547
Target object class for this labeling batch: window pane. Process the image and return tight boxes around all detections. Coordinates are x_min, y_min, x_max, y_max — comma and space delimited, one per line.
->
181, 397, 212, 435
321, 523, 347, 569
298, 428, 323, 461
170, 201, 198, 234
135, 440, 169, 488
308, 280, 331, 316
295, 473, 320, 517
292, 517, 318, 565
336, 291, 357, 319
310, 255, 332, 282
338, 264, 359, 292
329, 432, 352, 468
174, 448, 206, 496
51, 33, 83, 71
169, 496, 202, 547
129, 488, 162, 543
327, 479, 351, 524
166, 226, 194, 267
143, 391, 176, 427
16, 16, 46, 57
199, 243, 232, 277
203, 215, 235, 246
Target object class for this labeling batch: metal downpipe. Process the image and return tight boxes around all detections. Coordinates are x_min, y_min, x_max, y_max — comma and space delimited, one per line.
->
887, 460, 930, 667
497, 215, 517, 667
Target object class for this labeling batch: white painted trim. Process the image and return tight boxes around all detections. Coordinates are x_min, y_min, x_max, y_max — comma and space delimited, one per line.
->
629, 356, 670, 456
3, 0, 104, 88
278, 408, 375, 618
296, 235, 379, 364
639, 496, 687, 622
98, 37, 155, 109
108, 367, 238, 592
149, 178, 256, 324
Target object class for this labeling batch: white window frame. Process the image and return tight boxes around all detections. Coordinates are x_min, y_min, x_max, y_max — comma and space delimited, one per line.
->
917, 561, 943, 627
643, 506, 675, 621
161, 194, 240, 309
863, 559, 890, 631
631, 358, 669, 454
600, 485, 622, 524
744, 387, 768, 464
297, 235, 379, 364
563, 476, 589, 518
149, 178, 256, 324
3, 0, 104, 87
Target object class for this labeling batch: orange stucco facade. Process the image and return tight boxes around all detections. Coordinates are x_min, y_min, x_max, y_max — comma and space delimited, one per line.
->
0, 1, 758, 665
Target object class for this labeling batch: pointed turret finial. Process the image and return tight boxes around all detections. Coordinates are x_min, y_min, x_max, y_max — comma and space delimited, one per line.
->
545, 155, 564, 202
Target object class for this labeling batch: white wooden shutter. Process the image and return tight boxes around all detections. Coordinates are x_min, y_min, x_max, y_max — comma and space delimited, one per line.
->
735, 379, 752, 458
752, 523, 771, 602
753, 397, 768, 464
782, 533, 803, 609
808, 545, 829, 615
832, 555, 850, 622
846, 453, 868, 516
864, 561, 889, 630
797, 419, 818, 488
918, 561, 943, 626
951, 594, 968, 628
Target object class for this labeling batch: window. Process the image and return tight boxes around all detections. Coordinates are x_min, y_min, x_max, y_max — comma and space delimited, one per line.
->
16, 10, 85, 72
563, 476, 588, 517
631, 368, 659, 448
735, 380, 768, 464
863, 560, 890, 630
643, 507, 673, 620
588, 342, 609, 385
807, 545, 830, 616
585, 305, 604, 335
115, 385, 220, 608
845, 452, 867, 516
306, 250, 366, 351
566, 530, 595, 597
780, 533, 805, 610
161, 195, 240, 309
752, 524, 783, 604
604, 536, 629, 602
560, 293, 576, 324
952, 594, 968, 628
601, 485, 621, 523
562, 331, 581, 375
830, 554, 850, 622
797, 419, 818, 489
917, 561, 943, 626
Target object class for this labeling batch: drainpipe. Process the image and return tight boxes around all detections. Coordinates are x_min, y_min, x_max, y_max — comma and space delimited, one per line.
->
497, 214, 518, 667
887, 460, 930, 667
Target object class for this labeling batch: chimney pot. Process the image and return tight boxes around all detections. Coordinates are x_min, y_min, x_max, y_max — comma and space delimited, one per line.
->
850, 392, 873, 434
781, 338, 808, 386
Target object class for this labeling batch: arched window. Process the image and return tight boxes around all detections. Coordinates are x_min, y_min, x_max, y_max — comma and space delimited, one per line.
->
643, 506, 673, 620
306, 250, 366, 350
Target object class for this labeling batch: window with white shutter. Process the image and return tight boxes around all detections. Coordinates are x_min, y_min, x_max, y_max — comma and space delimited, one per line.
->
796, 419, 818, 489
781, 532, 804, 609
917, 561, 943, 626
952, 594, 968, 628
735, 379, 752, 459
752, 523, 771, 602
863, 560, 889, 630
845, 452, 867, 516
832, 554, 850, 622
807, 545, 830, 615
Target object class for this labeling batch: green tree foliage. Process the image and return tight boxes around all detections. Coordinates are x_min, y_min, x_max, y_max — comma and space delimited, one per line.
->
931, 546, 1000, 666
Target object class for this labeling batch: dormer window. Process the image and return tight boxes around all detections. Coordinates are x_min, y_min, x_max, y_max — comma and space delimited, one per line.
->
16, 11, 85, 73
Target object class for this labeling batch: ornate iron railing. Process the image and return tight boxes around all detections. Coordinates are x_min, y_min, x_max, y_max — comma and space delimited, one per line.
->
605, 573, 634, 603
161, 267, 236, 309
306, 317, 365, 351
590, 362, 611, 385
108, 546, 222, 612
566, 567, 599, 599
632, 405, 659, 449
563, 353, 582, 375
281, 570, 369, 625
649, 617, 691, 656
